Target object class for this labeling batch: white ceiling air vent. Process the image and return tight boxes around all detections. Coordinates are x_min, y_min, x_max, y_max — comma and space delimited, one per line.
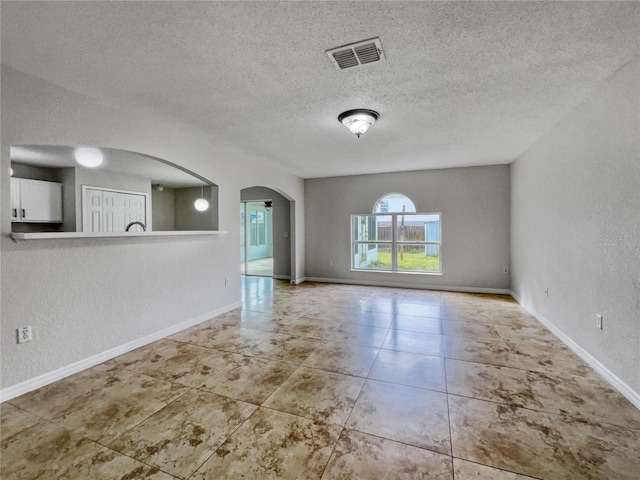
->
326, 37, 385, 70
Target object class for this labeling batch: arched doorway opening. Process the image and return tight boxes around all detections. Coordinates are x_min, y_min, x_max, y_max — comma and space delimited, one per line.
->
240, 186, 293, 280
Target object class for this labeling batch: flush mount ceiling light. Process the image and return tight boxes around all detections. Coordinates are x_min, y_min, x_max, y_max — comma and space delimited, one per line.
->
194, 184, 209, 212
338, 109, 379, 138
74, 146, 104, 168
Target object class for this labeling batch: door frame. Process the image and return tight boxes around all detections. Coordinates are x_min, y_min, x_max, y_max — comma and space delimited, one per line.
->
241, 200, 273, 277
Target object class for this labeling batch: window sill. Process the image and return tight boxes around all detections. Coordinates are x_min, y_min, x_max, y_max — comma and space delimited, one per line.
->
351, 269, 443, 276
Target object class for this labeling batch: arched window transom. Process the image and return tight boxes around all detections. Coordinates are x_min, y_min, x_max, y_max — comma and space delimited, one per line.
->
373, 193, 416, 214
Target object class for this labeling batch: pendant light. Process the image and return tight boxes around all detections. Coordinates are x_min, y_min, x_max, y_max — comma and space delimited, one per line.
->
194, 184, 209, 211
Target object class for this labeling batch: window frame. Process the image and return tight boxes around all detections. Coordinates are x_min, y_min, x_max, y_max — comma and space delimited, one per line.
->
350, 212, 442, 275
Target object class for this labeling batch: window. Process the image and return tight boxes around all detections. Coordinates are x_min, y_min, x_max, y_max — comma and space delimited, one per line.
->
248, 209, 267, 247
352, 194, 441, 274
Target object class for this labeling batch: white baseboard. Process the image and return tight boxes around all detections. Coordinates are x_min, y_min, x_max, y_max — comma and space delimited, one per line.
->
290, 277, 307, 285
304, 276, 511, 295
510, 290, 640, 410
0, 301, 242, 403
272, 274, 291, 280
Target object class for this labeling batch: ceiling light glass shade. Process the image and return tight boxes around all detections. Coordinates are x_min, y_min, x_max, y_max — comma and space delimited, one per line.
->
338, 109, 379, 138
74, 147, 104, 168
194, 198, 209, 211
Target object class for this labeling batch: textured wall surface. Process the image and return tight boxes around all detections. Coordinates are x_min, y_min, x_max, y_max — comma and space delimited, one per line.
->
511, 57, 640, 394
1, 66, 304, 390
152, 188, 176, 232
305, 165, 511, 290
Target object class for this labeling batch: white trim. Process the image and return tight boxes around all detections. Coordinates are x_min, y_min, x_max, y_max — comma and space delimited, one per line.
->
272, 274, 291, 280
290, 277, 307, 285
11, 230, 226, 241
510, 290, 640, 410
305, 276, 510, 294
0, 301, 242, 403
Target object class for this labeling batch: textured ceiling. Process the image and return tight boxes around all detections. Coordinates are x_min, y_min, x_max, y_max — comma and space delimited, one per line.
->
2, 1, 639, 178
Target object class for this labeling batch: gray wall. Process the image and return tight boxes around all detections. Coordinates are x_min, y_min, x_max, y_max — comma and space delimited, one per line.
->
61, 167, 76, 232
511, 56, 640, 394
305, 165, 511, 291
241, 186, 292, 279
1, 66, 305, 393
174, 186, 218, 231
11, 163, 62, 182
152, 187, 175, 231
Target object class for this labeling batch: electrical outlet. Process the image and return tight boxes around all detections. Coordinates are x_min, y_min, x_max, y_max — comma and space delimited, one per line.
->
503, 267, 509, 274
544, 288, 549, 297
596, 314, 603, 330
224, 277, 229, 286
328, 260, 333, 267
17, 326, 32, 344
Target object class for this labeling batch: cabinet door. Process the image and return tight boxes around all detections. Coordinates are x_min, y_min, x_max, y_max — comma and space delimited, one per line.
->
19, 179, 63, 222
10, 178, 20, 221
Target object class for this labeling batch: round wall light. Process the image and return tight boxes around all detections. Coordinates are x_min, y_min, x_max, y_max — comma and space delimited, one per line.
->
74, 147, 104, 168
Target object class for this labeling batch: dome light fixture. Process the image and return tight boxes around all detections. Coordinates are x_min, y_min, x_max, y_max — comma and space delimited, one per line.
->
338, 109, 379, 138
194, 184, 209, 212
74, 146, 104, 168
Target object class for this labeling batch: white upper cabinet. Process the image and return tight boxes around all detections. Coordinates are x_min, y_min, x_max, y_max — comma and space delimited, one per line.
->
11, 178, 63, 223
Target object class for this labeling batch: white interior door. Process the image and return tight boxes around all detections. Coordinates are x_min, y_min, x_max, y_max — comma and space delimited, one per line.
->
83, 187, 147, 232
83, 188, 104, 232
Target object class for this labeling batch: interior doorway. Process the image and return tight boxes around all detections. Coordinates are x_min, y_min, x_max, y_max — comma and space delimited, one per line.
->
240, 201, 273, 277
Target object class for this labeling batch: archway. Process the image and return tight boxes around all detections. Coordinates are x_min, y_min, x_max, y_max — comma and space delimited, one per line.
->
240, 186, 293, 280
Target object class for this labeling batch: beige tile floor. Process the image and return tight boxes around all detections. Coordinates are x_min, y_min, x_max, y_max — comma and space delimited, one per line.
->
240, 257, 273, 277
2, 277, 640, 479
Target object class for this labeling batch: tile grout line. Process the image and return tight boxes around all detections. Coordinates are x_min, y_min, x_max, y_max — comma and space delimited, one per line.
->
185, 406, 263, 480
441, 292, 457, 480
7, 280, 636, 479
